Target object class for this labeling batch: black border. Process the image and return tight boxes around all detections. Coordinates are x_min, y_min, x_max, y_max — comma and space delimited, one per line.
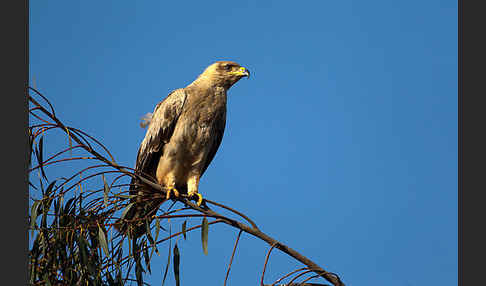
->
460, 0, 486, 284
3, 0, 28, 284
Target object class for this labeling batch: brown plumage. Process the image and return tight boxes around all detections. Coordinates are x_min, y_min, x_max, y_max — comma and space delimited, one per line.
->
116, 61, 250, 237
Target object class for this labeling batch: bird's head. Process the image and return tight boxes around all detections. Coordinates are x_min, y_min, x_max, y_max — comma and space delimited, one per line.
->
198, 61, 250, 89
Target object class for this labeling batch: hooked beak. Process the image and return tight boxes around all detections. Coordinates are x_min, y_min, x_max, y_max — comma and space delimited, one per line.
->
233, 66, 250, 79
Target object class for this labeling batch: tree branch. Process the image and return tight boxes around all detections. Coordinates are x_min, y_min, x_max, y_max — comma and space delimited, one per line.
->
28, 88, 345, 286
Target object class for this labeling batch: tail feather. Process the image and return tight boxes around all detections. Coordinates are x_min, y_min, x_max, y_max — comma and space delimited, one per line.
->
114, 177, 164, 238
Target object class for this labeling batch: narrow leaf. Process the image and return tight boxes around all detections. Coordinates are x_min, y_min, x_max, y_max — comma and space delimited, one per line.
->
161, 227, 172, 286
143, 244, 151, 274
39, 176, 44, 196
115, 194, 137, 199
201, 217, 209, 255
30, 200, 41, 236
63, 197, 76, 214
53, 197, 60, 216
78, 235, 89, 265
127, 230, 132, 256
102, 174, 109, 207
146, 219, 158, 256
135, 257, 143, 286
29, 256, 35, 284
44, 180, 57, 197
150, 242, 160, 259
37, 136, 47, 180
28, 131, 33, 168
59, 193, 64, 209
98, 224, 110, 257
182, 220, 187, 240
155, 218, 160, 240
173, 243, 180, 286
120, 202, 135, 221
149, 219, 160, 257
41, 197, 52, 228
145, 219, 153, 241
43, 273, 52, 286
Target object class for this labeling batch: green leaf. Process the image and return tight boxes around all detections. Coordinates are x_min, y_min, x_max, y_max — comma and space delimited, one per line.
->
44, 180, 57, 197
98, 224, 110, 257
146, 219, 159, 257
41, 195, 53, 229
59, 193, 64, 209
150, 243, 160, 259
37, 136, 47, 180
63, 197, 76, 214
143, 243, 151, 274
201, 217, 209, 255
134, 241, 144, 286
136, 262, 143, 286
115, 194, 137, 199
173, 243, 180, 286
30, 200, 41, 236
43, 273, 52, 286
149, 219, 160, 257
120, 202, 135, 221
53, 197, 60, 216
102, 175, 109, 207
182, 220, 187, 240
28, 131, 33, 168
41, 206, 49, 229
29, 256, 35, 284
78, 235, 89, 266
155, 218, 160, 240
145, 220, 153, 244
161, 228, 172, 286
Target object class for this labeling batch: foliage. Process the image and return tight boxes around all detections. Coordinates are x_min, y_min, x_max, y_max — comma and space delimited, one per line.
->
28, 87, 344, 286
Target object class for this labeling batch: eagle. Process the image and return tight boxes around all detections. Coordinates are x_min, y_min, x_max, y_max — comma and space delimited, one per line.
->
116, 61, 250, 236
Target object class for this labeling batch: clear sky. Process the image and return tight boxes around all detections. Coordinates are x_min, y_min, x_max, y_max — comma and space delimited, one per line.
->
30, 1, 457, 285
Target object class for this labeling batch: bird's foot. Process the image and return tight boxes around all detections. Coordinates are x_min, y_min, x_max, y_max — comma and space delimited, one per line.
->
166, 186, 180, 200
188, 192, 203, 206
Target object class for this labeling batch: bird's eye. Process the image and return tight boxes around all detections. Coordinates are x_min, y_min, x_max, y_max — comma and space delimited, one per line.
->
225, 65, 232, 71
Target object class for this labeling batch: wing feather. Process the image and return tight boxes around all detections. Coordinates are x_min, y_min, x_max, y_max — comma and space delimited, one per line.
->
118, 88, 187, 236
131, 88, 187, 189
200, 109, 226, 176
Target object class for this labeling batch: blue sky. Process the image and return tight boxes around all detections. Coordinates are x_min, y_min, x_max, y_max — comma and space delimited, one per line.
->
30, 1, 457, 285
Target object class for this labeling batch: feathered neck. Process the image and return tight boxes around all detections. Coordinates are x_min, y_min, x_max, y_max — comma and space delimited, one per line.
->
189, 69, 232, 91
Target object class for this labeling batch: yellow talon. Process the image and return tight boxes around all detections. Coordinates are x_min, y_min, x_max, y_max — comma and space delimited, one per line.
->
166, 187, 180, 200
195, 193, 203, 206
187, 192, 203, 206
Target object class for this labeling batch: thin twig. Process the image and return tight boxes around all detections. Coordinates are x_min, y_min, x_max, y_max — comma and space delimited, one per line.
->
300, 274, 321, 285
261, 242, 279, 286
224, 230, 243, 286
29, 156, 97, 172
111, 219, 224, 269
28, 90, 345, 286
29, 86, 56, 116
287, 270, 314, 286
205, 198, 259, 230
271, 267, 309, 286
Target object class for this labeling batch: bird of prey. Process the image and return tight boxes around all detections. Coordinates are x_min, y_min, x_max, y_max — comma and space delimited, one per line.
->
116, 61, 250, 236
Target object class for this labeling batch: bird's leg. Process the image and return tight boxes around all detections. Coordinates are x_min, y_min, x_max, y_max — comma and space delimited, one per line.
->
166, 185, 180, 200
163, 172, 179, 200
187, 175, 203, 206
